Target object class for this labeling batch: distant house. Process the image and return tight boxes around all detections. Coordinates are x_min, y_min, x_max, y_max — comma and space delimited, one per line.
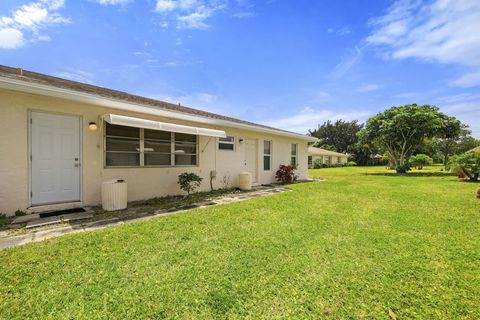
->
0, 65, 317, 216
308, 147, 349, 168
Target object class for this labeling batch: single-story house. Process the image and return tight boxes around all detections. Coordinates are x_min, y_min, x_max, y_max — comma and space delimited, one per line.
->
308, 146, 349, 168
0, 66, 316, 216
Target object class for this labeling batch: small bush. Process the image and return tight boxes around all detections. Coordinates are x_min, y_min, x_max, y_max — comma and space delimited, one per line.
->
313, 159, 322, 169
178, 172, 203, 196
409, 154, 433, 170
0, 213, 9, 228
15, 209, 28, 216
396, 164, 411, 174
344, 161, 357, 167
275, 165, 297, 184
449, 152, 480, 181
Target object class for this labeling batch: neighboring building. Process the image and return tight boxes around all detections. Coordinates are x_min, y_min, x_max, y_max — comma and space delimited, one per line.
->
308, 146, 349, 168
0, 66, 316, 216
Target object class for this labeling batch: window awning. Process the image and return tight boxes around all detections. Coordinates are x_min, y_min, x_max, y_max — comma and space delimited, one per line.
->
102, 114, 226, 138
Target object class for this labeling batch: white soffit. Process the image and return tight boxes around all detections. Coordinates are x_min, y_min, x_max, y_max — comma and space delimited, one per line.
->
103, 113, 227, 138
0, 76, 318, 142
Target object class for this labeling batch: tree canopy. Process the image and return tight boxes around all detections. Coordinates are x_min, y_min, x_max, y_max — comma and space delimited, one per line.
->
308, 120, 363, 153
364, 104, 446, 168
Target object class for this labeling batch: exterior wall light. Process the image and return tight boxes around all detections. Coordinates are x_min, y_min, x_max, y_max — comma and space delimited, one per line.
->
88, 122, 98, 131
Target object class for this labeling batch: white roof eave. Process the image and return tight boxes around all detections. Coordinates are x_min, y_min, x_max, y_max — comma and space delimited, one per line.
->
0, 76, 318, 142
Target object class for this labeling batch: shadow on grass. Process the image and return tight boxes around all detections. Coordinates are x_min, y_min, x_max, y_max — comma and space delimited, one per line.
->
365, 172, 457, 177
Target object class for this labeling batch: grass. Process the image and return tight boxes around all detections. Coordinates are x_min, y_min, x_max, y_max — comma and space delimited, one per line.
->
1, 166, 479, 319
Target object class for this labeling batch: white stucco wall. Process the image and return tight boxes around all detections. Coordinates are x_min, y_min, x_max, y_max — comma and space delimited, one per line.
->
0, 89, 308, 215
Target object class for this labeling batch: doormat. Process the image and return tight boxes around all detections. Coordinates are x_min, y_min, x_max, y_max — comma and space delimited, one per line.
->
39, 208, 86, 218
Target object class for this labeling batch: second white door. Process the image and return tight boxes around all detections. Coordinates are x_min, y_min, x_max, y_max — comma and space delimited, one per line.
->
244, 138, 257, 183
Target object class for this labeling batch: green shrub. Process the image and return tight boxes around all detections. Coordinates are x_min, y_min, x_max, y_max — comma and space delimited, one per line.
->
344, 161, 357, 167
313, 159, 322, 169
448, 152, 480, 181
178, 172, 203, 196
0, 213, 9, 228
409, 154, 433, 169
15, 209, 28, 216
396, 163, 411, 174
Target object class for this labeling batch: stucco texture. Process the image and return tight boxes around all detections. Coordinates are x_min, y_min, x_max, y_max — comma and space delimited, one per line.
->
0, 89, 308, 215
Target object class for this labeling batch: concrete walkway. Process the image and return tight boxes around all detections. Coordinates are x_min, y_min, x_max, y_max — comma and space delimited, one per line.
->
0, 186, 292, 250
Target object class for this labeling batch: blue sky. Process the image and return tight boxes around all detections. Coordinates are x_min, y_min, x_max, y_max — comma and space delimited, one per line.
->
1, 0, 479, 137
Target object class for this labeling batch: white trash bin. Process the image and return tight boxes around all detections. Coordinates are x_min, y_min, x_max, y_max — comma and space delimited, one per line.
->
239, 172, 252, 191
101, 179, 128, 211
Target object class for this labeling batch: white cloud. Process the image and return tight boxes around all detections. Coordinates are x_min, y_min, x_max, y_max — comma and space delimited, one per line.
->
433, 93, 480, 137
0, 28, 24, 48
0, 0, 68, 49
155, 0, 177, 12
367, 0, 480, 87
154, 0, 250, 29
94, 0, 132, 5
449, 72, 480, 88
263, 107, 371, 134
177, 5, 214, 29
356, 83, 383, 93
327, 25, 352, 36
330, 45, 364, 79
233, 11, 254, 18
54, 70, 95, 84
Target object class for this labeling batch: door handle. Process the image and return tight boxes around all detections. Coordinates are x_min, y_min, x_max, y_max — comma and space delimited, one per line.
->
75, 163, 81, 167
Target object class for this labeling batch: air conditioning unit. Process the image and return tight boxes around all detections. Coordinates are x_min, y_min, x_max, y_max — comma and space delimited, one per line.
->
101, 179, 128, 211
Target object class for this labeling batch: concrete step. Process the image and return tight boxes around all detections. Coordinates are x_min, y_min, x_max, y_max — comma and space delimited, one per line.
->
25, 212, 93, 229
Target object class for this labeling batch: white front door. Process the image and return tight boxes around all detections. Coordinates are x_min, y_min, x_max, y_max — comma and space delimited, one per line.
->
244, 138, 257, 183
31, 112, 81, 205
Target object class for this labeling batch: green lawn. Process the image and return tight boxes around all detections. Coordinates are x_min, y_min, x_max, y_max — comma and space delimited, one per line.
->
1, 167, 479, 319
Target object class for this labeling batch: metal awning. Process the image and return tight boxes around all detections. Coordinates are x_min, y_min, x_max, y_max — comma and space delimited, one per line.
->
102, 114, 226, 138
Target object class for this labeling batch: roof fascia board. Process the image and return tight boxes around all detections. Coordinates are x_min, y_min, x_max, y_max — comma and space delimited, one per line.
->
0, 76, 317, 142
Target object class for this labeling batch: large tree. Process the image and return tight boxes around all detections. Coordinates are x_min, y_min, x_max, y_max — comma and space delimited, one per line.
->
435, 116, 468, 166
308, 119, 363, 153
364, 104, 446, 169
456, 136, 480, 154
